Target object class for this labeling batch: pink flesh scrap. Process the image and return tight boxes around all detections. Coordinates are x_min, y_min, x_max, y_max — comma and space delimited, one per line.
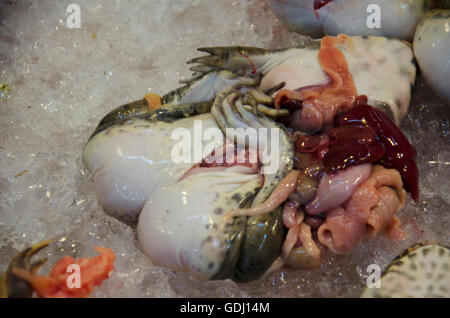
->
305, 163, 372, 215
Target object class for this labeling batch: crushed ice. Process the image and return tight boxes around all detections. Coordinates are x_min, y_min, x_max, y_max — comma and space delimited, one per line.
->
0, 0, 448, 297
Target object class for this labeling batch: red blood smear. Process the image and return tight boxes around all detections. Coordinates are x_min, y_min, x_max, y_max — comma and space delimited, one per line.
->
238, 51, 256, 75
200, 147, 258, 169
313, 0, 334, 19
334, 104, 419, 201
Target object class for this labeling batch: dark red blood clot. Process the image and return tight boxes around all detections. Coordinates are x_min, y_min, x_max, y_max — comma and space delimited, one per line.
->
334, 104, 419, 201
323, 135, 386, 173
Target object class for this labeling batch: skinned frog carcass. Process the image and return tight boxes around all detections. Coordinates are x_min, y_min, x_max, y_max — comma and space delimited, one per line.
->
85, 82, 294, 282
83, 35, 416, 282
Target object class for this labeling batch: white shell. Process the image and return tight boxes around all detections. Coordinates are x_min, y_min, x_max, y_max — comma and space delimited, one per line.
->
413, 9, 450, 104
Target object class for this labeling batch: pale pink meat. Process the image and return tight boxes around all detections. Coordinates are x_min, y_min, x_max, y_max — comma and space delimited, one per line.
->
281, 225, 300, 261
367, 186, 403, 237
296, 103, 324, 133
305, 163, 372, 215
317, 165, 406, 254
282, 200, 300, 228
317, 206, 370, 254
298, 223, 322, 261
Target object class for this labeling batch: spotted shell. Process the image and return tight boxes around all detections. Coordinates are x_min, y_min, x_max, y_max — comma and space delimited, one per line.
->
361, 241, 450, 297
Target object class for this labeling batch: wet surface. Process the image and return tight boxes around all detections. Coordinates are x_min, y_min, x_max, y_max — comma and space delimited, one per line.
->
0, 0, 448, 297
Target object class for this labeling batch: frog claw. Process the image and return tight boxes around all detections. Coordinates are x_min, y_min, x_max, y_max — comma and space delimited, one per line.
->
188, 64, 215, 74
187, 54, 223, 68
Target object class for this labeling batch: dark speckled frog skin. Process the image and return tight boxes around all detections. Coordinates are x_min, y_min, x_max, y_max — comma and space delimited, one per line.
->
87, 77, 293, 283
86, 36, 416, 282
361, 241, 450, 297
